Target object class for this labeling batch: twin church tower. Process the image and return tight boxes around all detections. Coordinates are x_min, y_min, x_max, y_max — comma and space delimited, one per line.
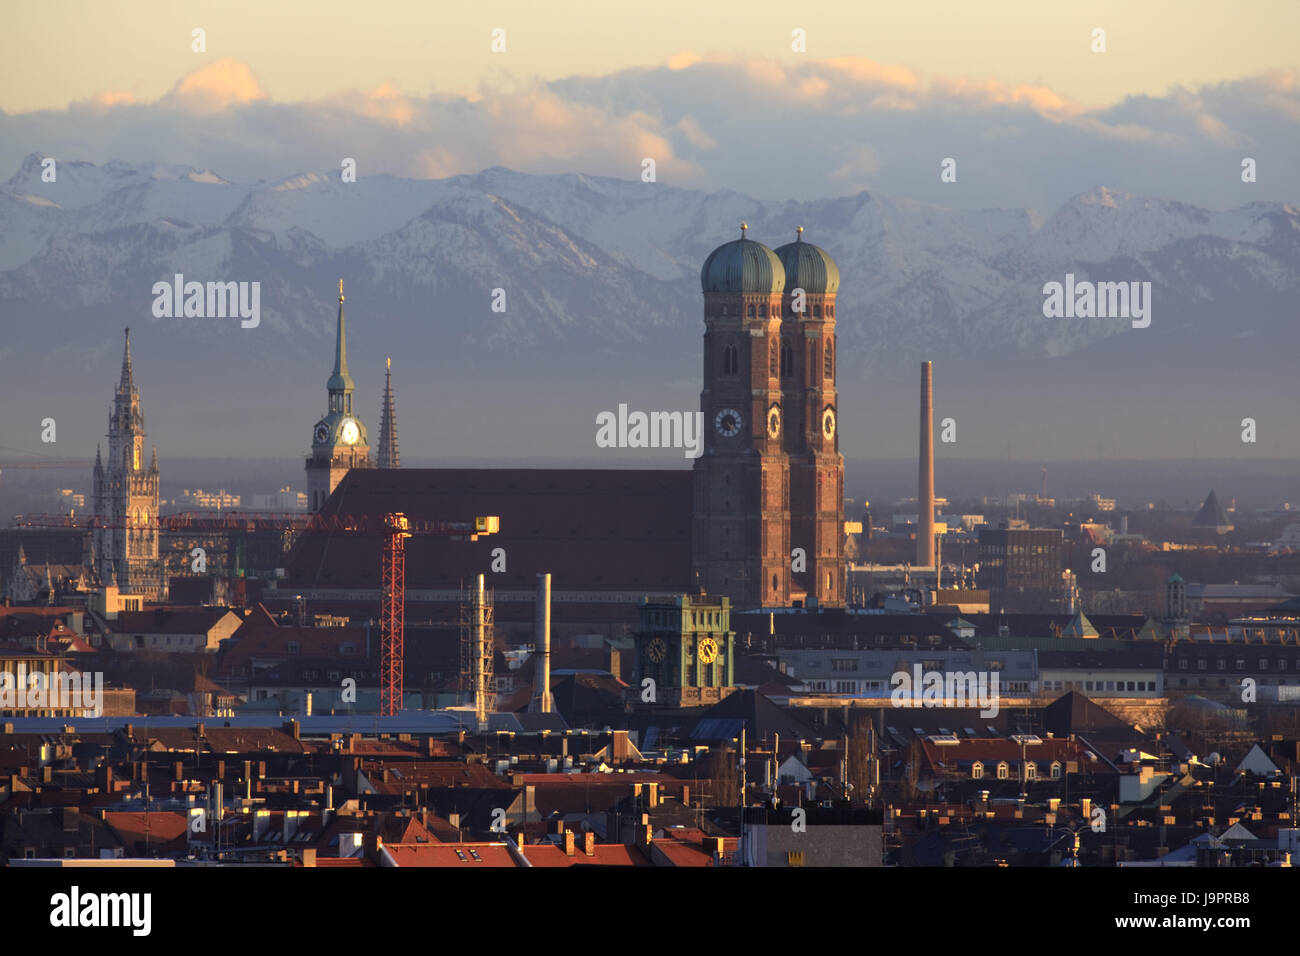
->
692, 226, 845, 609
306, 229, 846, 610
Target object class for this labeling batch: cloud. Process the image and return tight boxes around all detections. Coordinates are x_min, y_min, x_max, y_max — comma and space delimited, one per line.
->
1, 55, 1296, 211
165, 58, 266, 112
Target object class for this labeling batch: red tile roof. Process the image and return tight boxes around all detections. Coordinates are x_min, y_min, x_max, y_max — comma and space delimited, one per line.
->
383, 841, 521, 867
521, 842, 652, 867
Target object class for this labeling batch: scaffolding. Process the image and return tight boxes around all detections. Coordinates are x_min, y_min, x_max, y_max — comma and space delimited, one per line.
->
459, 573, 495, 730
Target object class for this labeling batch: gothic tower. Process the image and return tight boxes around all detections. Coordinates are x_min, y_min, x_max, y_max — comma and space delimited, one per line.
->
377, 357, 400, 469
306, 281, 371, 510
774, 228, 845, 607
692, 225, 791, 609
93, 328, 163, 598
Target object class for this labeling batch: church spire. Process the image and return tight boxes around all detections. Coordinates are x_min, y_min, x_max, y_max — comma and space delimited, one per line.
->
119, 327, 135, 393
378, 357, 400, 469
327, 279, 355, 393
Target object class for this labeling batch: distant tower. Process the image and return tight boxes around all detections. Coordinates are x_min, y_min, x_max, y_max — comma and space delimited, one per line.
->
377, 357, 400, 469
917, 361, 936, 569
306, 281, 372, 511
93, 328, 163, 597
692, 224, 792, 609
774, 226, 845, 608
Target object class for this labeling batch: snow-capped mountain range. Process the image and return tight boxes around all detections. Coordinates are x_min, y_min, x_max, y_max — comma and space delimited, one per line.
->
2, 153, 1297, 461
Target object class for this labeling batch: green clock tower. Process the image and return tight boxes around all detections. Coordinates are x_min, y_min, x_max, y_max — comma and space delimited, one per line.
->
306, 280, 372, 511
634, 594, 737, 708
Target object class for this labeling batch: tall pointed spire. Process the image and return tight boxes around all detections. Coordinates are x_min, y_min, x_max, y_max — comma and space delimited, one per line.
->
327, 279, 355, 393
378, 357, 400, 469
119, 327, 134, 393
94, 444, 103, 473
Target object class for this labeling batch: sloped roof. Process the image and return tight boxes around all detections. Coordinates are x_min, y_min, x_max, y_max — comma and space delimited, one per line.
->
688, 689, 817, 743
1193, 489, 1232, 528
1042, 691, 1134, 737
1060, 612, 1099, 638
283, 468, 693, 592
1234, 743, 1280, 776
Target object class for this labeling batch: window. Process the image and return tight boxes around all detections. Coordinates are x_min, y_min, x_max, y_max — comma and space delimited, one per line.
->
1051, 762, 1062, 779
1178, 659, 1188, 670
747, 305, 755, 319
1217, 658, 1226, 670
770, 340, 778, 377
1235, 659, 1246, 671
1197, 659, 1206, 671
1025, 762, 1037, 780
780, 340, 793, 377
996, 762, 1009, 780
722, 344, 738, 376
824, 337, 833, 378
1260, 659, 1269, 671
971, 762, 984, 780
287, 642, 300, 655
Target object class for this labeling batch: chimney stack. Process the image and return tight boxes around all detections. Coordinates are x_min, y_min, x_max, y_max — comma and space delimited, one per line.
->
531, 573, 552, 714
917, 361, 936, 570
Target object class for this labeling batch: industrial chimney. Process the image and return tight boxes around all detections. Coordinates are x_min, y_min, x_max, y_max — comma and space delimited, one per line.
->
531, 573, 553, 714
917, 361, 936, 569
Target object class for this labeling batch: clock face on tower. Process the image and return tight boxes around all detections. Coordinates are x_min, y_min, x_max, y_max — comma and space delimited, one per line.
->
314, 423, 329, 444
646, 638, 667, 663
822, 406, 837, 439
714, 408, 744, 438
698, 637, 719, 664
766, 404, 781, 439
340, 419, 360, 445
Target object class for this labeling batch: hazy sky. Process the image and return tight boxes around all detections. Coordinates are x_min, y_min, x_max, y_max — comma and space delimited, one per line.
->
2, 1, 1297, 209
5, 1, 1296, 111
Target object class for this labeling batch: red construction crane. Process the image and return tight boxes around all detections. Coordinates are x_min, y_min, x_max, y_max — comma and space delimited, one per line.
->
374, 512, 498, 716
9, 509, 501, 718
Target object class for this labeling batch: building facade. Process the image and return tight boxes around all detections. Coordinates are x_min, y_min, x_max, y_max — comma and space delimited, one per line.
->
976, 528, 1064, 613
92, 329, 163, 599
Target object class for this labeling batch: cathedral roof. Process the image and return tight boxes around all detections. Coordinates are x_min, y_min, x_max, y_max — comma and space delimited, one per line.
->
774, 229, 840, 295
284, 469, 693, 592
700, 226, 785, 294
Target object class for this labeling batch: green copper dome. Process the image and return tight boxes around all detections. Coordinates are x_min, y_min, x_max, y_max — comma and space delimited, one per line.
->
701, 229, 786, 294
774, 231, 839, 294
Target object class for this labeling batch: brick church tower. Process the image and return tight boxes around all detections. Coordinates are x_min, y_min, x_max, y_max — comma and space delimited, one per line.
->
691, 226, 844, 609
775, 228, 845, 607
